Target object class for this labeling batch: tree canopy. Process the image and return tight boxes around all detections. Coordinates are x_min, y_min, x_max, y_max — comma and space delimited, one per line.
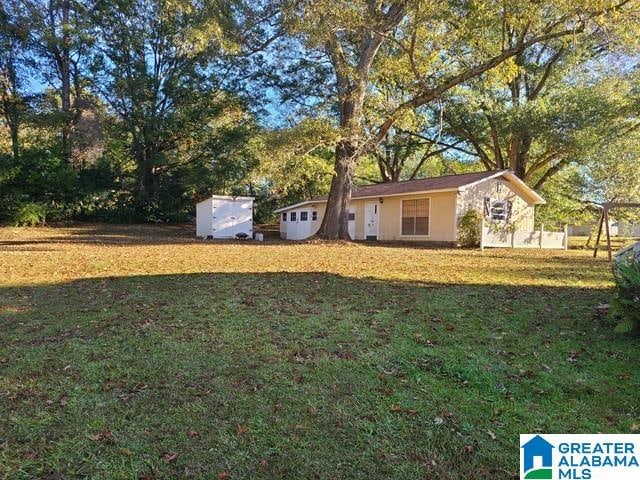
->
1, 0, 639, 228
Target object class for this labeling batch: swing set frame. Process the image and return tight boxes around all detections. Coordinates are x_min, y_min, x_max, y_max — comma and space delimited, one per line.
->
592, 202, 640, 261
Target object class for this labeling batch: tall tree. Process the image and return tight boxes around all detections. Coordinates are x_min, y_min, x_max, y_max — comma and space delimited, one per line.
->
435, 19, 640, 188
0, 3, 28, 160
19, 0, 90, 164
280, 0, 636, 239
87, 0, 262, 214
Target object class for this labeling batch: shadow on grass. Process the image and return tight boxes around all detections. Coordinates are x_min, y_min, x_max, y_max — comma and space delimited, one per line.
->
1, 272, 638, 479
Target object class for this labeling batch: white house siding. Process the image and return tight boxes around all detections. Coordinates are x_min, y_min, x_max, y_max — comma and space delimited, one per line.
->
458, 178, 535, 231
279, 203, 326, 239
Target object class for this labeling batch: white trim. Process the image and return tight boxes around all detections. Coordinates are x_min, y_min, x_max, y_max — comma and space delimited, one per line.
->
458, 169, 510, 190
399, 197, 431, 238
453, 192, 460, 242
275, 201, 320, 213
458, 170, 545, 205
500, 172, 545, 205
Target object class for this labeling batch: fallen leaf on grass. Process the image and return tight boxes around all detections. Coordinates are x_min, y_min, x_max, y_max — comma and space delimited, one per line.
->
88, 430, 113, 443
187, 430, 198, 438
217, 472, 230, 480
163, 451, 178, 463
236, 424, 248, 435
24, 451, 38, 460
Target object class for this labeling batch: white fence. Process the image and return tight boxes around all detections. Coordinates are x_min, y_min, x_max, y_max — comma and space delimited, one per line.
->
481, 222, 568, 250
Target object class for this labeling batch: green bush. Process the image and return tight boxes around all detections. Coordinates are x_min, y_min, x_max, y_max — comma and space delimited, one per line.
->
457, 209, 482, 247
13, 203, 47, 227
612, 259, 640, 335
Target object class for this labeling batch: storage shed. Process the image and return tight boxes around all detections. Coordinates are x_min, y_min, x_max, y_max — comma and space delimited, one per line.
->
196, 195, 254, 239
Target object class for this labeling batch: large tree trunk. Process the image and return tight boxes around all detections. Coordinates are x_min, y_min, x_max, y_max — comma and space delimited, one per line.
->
508, 133, 532, 180
318, 139, 357, 239
133, 140, 157, 211
1, 49, 21, 160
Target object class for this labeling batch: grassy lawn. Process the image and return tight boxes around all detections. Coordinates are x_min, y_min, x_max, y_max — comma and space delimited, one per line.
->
1, 225, 639, 479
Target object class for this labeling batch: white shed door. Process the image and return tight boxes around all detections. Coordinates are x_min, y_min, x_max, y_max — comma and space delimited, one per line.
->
288, 210, 311, 240
232, 200, 253, 237
212, 201, 236, 237
212, 200, 252, 238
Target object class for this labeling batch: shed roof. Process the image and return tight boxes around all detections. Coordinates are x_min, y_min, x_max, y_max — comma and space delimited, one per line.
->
275, 169, 544, 213
196, 194, 254, 205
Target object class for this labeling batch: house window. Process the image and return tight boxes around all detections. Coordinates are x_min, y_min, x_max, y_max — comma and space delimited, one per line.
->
282, 212, 287, 222
300, 211, 308, 221
290, 211, 297, 222
401, 199, 430, 236
348, 212, 355, 221
312, 211, 317, 221
486, 199, 512, 223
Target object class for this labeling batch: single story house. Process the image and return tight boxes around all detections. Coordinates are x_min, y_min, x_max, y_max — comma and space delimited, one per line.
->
275, 169, 545, 244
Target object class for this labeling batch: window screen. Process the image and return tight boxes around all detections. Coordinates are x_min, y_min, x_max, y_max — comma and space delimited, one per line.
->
401, 199, 429, 235
348, 212, 355, 221
290, 211, 297, 221
300, 211, 308, 221
282, 212, 287, 221
312, 211, 317, 221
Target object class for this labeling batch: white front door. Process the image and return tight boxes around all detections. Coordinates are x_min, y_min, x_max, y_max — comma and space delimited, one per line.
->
364, 202, 379, 240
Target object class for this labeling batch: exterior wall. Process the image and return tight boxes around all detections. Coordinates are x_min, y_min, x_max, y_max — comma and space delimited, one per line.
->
458, 178, 535, 231
278, 193, 457, 242
367, 192, 458, 242
279, 202, 326, 239
351, 201, 366, 240
196, 199, 212, 238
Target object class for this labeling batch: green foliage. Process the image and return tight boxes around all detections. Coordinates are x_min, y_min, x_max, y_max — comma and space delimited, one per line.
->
457, 209, 482, 247
12, 202, 46, 226
612, 259, 640, 335
248, 118, 337, 222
